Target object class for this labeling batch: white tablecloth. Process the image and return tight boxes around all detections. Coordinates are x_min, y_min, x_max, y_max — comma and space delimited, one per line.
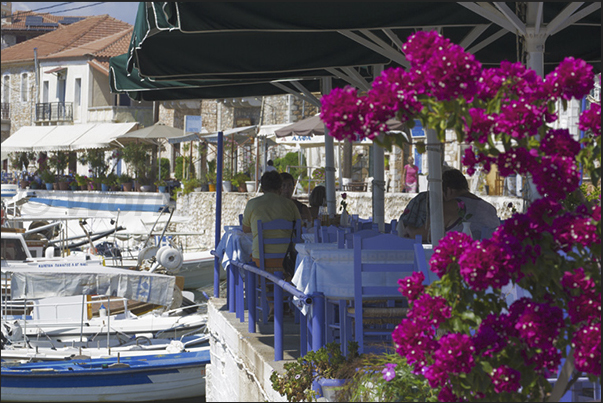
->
291, 243, 423, 314
214, 227, 252, 272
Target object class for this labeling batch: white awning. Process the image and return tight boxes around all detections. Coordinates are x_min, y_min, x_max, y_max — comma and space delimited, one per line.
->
1, 123, 139, 153
71, 122, 139, 150
2, 126, 59, 152
32, 123, 97, 151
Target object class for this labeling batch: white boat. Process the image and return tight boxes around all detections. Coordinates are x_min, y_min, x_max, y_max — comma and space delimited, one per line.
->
1, 228, 207, 350
1, 333, 210, 362
1, 349, 210, 402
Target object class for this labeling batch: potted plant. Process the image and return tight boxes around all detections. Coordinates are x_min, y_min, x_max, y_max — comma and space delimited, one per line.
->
206, 160, 217, 191
270, 342, 361, 402
121, 143, 152, 190
232, 172, 251, 192
57, 175, 70, 191
118, 173, 133, 191
75, 174, 89, 190
39, 169, 56, 190
155, 179, 167, 193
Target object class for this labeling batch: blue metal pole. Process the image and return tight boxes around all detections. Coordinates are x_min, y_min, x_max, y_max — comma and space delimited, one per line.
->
247, 270, 256, 333
274, 271, 284, 361
311, 292, 325, 352
214, 130, 224, 297
228, 264, 235, 312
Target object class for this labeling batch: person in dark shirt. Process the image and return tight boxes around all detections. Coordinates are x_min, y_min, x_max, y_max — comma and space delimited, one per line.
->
280, 172, 312, 227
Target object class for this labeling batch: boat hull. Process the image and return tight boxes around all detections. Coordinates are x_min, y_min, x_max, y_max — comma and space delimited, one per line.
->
1, 351, 208, 402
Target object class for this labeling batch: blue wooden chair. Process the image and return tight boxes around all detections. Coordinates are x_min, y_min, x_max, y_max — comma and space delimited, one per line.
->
343, 228, 380, 249
346, 233, 429, 355
255, 218, 302, 323
320, 225, 340, 243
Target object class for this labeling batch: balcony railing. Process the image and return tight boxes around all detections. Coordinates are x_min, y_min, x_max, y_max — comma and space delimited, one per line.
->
1, 102, 9, 120
36, 102, 73, 122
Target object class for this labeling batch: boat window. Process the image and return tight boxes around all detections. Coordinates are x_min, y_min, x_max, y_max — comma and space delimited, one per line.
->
1, 238, 29, 261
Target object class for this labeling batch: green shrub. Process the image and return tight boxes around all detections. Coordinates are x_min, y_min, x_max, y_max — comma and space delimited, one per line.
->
174, 156, 195, 180
160, 157, 170, 180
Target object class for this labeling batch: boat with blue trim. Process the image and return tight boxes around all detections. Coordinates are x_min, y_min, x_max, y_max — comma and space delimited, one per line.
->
1, 349, 210, 402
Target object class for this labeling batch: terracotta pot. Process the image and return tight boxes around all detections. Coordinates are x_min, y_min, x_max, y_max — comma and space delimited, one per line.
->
20, 181, 29, 189
208, 184, 216, 192
58, 181, 69, 191
53, 183, 59, 190
122, 182, 133, 192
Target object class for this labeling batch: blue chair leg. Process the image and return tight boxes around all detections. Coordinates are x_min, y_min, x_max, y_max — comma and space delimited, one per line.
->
247, 270, 256, 333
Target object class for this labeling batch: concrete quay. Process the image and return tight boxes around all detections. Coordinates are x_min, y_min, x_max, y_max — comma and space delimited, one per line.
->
205, 297, 301, 402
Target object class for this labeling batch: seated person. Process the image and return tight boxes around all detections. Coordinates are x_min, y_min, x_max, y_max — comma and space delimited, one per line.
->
441, 169, 500, 240
398, 167, 499, 241
242, 171, 301, 277
308, 185, 326, 222
280, 172, 313, 227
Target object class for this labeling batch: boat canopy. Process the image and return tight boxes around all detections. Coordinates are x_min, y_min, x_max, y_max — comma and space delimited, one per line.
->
3, 265, 176, 307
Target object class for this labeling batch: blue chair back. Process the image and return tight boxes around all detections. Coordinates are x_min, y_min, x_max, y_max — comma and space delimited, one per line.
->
344, 228, 380, 249
257, 218, 301, 267
352, 233, 427, 354
320, 225, 340, 243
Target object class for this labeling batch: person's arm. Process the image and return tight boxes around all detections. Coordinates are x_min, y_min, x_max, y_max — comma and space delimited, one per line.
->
242, 225, 251, 233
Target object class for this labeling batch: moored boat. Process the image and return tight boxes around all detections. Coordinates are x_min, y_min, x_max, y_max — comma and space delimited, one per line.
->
1, 349, 210, 402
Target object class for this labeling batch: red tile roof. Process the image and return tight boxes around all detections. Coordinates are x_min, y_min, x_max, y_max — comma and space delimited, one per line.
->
1, 15, 132, 64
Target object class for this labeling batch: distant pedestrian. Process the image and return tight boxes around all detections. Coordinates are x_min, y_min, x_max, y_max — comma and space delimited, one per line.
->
265, 159, 277, 173
403, 156, 419, 193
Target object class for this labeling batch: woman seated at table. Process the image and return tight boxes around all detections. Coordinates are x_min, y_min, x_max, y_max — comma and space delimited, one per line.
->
280, 172, 313, 227
308, 185, 326, 223
242, 170, 301, 278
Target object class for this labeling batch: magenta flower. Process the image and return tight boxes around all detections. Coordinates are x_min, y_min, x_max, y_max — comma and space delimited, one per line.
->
544, 57, 595, 100
579, 103, 601, 137
320, 86, 364, 142
382, 363, 397, 381
398, 271, 425, 300
572, 322, 601, 376
490, 365, 521, 393
472, 314, 509, 357
429, 232, 473, 277
392, 318, 436, 371
407, 293, 451, 326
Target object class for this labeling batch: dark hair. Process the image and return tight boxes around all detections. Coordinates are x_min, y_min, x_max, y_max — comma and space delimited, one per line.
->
309, 185, 326, 207
442, 169, 469, 192
280, 172, 294, 184
267, 159, 274, 166
260, 170, 282, 191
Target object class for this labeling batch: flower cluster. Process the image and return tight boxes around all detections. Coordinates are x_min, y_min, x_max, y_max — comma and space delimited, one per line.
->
321, 30, 601, 401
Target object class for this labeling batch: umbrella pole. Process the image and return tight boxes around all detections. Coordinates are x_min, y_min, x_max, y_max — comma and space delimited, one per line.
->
426, 128, 444, 246
321, 78, 336, 218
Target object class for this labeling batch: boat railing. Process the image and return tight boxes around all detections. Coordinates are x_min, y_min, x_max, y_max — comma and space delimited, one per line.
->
210, 250, 323, 361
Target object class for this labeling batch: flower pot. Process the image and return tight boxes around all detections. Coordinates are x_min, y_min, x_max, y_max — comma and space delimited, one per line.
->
208, 183, 216, 192
317, 378, 348, 402
80, 185, 87, 191
58, 181, 69, 191
245, 180, 256, 193
70, 184, 79, 191
101, 183, 110, 192
222, 180, 232, 192
45, 183, 54, 190
158, 185, 167, 193
88, 183, 95, 191
20, 180, 29, 189
200, 184, 209, 192
30, 182, 39, 189
140, 185, 154, 192
122, 182, 133, 192
53, 183, 59, 190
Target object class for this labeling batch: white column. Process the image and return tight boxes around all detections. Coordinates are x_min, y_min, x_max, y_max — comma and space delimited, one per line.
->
426, 128, 444, 245
322, 77, 337, 218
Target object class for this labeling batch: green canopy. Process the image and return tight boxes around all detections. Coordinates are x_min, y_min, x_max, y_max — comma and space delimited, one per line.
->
128, 2, 600, 80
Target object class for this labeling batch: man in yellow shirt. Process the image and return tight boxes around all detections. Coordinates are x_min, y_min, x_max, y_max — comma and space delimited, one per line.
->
242, 171, 301, 274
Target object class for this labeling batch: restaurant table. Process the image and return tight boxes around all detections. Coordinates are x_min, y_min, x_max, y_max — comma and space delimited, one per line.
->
291, 242, 428, 314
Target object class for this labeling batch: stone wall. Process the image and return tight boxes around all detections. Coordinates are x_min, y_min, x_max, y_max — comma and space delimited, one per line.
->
173, 190, 523, 250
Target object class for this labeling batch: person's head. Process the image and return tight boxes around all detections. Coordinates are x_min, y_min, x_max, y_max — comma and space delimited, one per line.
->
267, 159, 274, 166
260, 171, 282, 193
280, 172, 295, 199
407, 156, 414, 165
442, 169, 469, 200
309, 185, 326, 207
